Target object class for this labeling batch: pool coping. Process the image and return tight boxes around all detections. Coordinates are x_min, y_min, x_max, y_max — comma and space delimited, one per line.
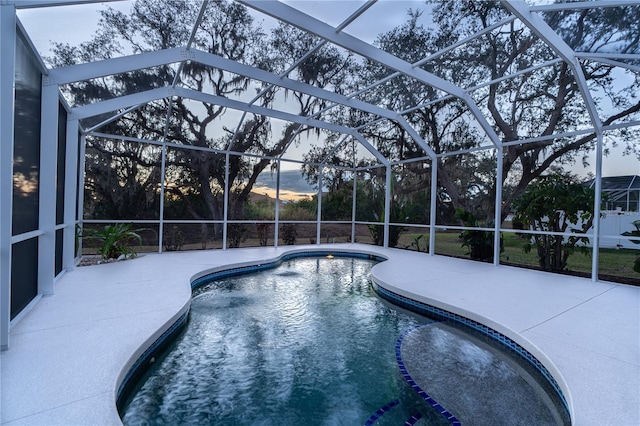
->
1, 244, 638, 425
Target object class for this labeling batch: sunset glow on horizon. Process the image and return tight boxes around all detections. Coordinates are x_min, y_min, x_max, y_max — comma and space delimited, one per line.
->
251, 185, 315, 202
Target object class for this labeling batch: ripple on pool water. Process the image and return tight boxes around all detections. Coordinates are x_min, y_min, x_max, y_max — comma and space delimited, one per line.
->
400, 322, 569, 425
121, 257, 568, 426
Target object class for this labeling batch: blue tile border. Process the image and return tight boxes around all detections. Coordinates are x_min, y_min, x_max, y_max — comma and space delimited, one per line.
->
405, 412, 424, 425
396, 320, 462, 426
191, 250, 386, 290
373, 283, 571, 419
364, 399, 400, 425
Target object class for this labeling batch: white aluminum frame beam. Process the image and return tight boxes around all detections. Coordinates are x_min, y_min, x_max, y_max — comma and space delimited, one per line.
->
577, 57, 640, 74
52, 46, 414, 162
72, 87, 170, 119
39, 81, 59, 296
530, 0, 639, 12
190, 50, 422, 139
337, 15, 516, 108
226, 1, 377, 153
238, 1, 462, 96
227, 0, 378, 155
47, 48, 185, 85
76, 133, 87, 244
15, 19, 48, 75
316, 166, 323, 245
169, 0, 208, 90
502, 1, 602, 129
63, 118, 79, 270
237, 0, 503, 149
72, 86, 391, 166
156, 2, 209, 253
502, 0, 606, 281
11, 0, 124, 9
1, 3, 16, 351
274, 160, 280, 247
395, 58, 564, 118
50, 47, 419, 145
576, 53, 640, 60
320, 135, 351, 165
83, 104, 144, 134
418, 16, 516, 66
383, 165, 391, 247
87, 131, 358, 171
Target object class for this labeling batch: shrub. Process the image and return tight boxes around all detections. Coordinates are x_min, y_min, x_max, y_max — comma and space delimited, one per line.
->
163, 225, 184, 251
367, 224, 405, 247
455, 209, 500, 262
256, 222, 271, 246
406, 234, 428, 253
512, 174, 595, 271
227, 223, 248, 248
281, 223, 297, 245
367, 210, 405, 247
81, 223, 144, 260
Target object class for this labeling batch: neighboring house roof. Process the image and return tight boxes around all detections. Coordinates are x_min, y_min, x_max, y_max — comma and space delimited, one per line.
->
586, 175, 640, 191
586, 175, 640, 211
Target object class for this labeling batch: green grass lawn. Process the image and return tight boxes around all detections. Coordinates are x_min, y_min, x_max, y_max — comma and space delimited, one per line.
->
100, 226, 638, 285
398, 231, 639, 285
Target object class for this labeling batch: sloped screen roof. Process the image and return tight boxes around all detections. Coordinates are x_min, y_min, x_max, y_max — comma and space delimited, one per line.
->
12, 0, 640, 228
15, 0, 639, 166
600, 175, 640, 191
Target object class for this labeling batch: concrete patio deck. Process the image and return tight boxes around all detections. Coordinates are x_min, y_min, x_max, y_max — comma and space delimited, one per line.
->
1, 244, 638, 425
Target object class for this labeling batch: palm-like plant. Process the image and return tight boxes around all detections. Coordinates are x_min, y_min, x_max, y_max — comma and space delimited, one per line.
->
81, 223, 144, 260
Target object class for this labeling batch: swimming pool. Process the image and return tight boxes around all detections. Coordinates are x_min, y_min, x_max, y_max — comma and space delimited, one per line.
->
119, 255, 569, 425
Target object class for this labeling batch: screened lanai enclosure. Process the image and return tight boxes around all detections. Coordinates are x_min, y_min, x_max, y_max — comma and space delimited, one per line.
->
1, 0, 639, 349
592, 175, 640, 211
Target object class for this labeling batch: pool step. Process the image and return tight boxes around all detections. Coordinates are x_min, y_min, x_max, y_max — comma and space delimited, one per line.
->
396, 322, 461, 425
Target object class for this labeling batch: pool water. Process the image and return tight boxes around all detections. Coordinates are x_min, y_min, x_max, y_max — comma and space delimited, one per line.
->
120, 257, 568, 425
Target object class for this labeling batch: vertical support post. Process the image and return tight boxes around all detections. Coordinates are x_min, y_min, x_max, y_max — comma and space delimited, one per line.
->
39, 82, 59, 296
223, 152, 230, 250
591, 133, 604, 282
351, 170, 357, 244
0, 3, 16, 351
429, 159, 437, 256
493, 146, 504, 266
159, 96, 175, 254
274, 160, 280, 248
62, 118, 79, 271
76, 133, 86, 256
158, 143, 167, 253
383, 165, 391, 248
316, 166, 322, 245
